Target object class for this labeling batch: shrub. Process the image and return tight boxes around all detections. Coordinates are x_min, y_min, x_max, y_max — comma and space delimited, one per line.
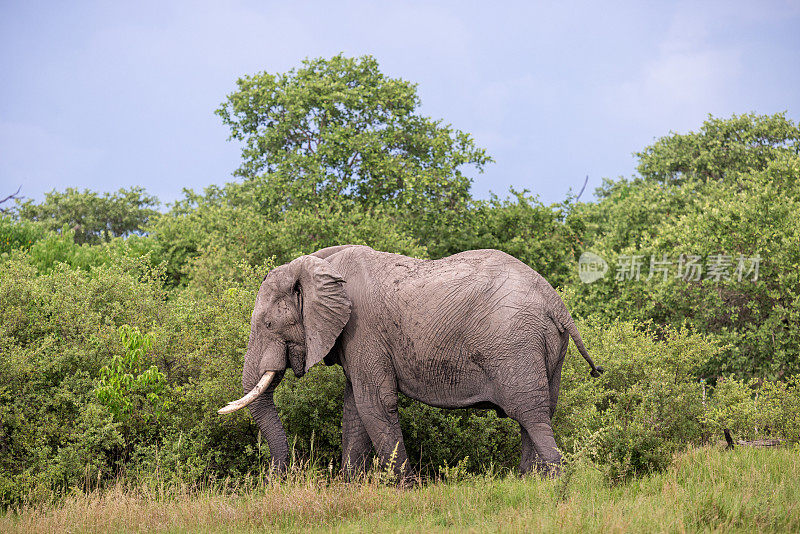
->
0, 215, 46, 254
702, 375, 800, 441
95, 326, 168, 448
0, 250, 167, 506
554, 319, 714, 482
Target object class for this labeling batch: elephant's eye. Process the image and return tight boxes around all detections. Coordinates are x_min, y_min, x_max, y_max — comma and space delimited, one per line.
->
265, 321, 272, 328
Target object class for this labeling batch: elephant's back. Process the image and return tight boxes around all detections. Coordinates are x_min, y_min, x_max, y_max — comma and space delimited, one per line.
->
331, 245, 554, 328
326, 245, 542, 284
391, 249, 553, 344
440, 249, 543, 279
412, 249, 548, 297
341, 247, 550, 308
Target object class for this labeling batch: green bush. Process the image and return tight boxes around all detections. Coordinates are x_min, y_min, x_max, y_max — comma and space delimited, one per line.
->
554, 319, 714, 482
399, 399, 519, 474
275, 366, 346, 465
703, 376, 800, 441
95, 325, 168, 449
0, 215, 46, 254
0, 250, 167, 506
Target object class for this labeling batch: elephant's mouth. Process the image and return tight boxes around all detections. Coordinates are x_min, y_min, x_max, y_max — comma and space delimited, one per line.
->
217, 371, 277, 414
287, 342, 306, 378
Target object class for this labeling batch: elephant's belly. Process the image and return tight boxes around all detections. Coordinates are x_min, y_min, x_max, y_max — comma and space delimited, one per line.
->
394, 361, 491, 410
397, 383, 490, 410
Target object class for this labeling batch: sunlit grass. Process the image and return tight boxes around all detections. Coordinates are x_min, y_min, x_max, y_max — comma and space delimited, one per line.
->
2, 445, 798, 533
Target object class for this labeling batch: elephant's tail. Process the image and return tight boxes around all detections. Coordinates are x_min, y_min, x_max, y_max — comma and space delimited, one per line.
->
550, 299, 605, 378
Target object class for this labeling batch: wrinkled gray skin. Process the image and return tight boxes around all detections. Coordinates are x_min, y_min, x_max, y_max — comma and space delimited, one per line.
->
237, 245, 603, 477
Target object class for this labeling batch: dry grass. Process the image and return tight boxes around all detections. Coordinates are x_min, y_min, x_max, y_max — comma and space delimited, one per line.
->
3, 445, 799, 533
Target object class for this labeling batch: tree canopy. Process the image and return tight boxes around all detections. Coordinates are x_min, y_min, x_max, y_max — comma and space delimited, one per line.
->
15, 187, 159, 244
636, 112, 800, 183
217, 54, 491, 217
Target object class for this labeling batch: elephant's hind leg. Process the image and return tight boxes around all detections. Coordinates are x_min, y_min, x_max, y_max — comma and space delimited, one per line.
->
522, 420, 561, 476
520, 424, 536, 473
545, 325, 570, 421
506, 392, 562, 476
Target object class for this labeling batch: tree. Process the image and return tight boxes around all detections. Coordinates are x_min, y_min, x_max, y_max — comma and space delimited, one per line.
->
636, 112, 800, 183
216, 54, 492, 219
17, 187, 160, 244
0, 186, 24, 213
151, 54, 493, 285
571, 113, 800, 378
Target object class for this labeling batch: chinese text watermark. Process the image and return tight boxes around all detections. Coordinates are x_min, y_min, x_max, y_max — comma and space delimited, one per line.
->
578, 252, 761, 284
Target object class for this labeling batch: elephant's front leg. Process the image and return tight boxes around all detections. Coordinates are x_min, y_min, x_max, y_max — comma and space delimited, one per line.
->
342, 378, 373, 478
352, 376, 412, 480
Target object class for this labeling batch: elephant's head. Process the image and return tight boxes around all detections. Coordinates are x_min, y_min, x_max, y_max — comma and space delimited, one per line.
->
218, 255, 351, 470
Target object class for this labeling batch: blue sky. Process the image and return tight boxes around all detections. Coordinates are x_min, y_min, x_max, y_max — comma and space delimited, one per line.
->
1, 1, 798, 206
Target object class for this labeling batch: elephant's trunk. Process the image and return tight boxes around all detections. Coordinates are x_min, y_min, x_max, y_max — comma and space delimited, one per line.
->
229, 341, 289, 471
246, 371, 289, 472
217, 368, 289, 470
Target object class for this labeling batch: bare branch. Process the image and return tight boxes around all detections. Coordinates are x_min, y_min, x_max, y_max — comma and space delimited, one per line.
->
576, 175, 589, 201
346, 151, 361, 169
0, 185, 24, 213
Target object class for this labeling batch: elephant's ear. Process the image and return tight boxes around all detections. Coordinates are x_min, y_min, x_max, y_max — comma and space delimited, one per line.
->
292, 255, 352, 373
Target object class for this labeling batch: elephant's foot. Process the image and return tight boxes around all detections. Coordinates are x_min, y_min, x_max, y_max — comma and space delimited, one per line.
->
263, 457, 289, 481
519, 458, 562, 478
534, 459, 562, 478
517, 420, 562, 477
397, 470, 421, 488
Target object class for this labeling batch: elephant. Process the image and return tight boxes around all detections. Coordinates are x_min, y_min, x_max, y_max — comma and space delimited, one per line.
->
218, 245, 603, 477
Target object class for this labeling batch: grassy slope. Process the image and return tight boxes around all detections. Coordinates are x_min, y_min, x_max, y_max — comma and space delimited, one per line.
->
3, 446, 798, 533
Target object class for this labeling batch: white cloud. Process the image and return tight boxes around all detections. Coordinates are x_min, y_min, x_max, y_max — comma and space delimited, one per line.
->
607, 6, 743, 128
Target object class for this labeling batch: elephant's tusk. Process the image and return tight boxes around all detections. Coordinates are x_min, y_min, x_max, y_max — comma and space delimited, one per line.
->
218, 371, 276, 414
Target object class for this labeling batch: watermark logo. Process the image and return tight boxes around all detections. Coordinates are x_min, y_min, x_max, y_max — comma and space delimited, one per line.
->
578, 252, 609, 284
578, 252, 761, 284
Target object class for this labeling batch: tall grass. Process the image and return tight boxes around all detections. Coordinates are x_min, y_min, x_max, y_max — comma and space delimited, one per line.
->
2, 445, 798, 533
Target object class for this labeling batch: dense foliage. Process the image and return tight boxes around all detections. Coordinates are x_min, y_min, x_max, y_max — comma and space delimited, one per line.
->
570, 113, 800, 378
15, 187, 159, 245
1, 55, 798, 507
